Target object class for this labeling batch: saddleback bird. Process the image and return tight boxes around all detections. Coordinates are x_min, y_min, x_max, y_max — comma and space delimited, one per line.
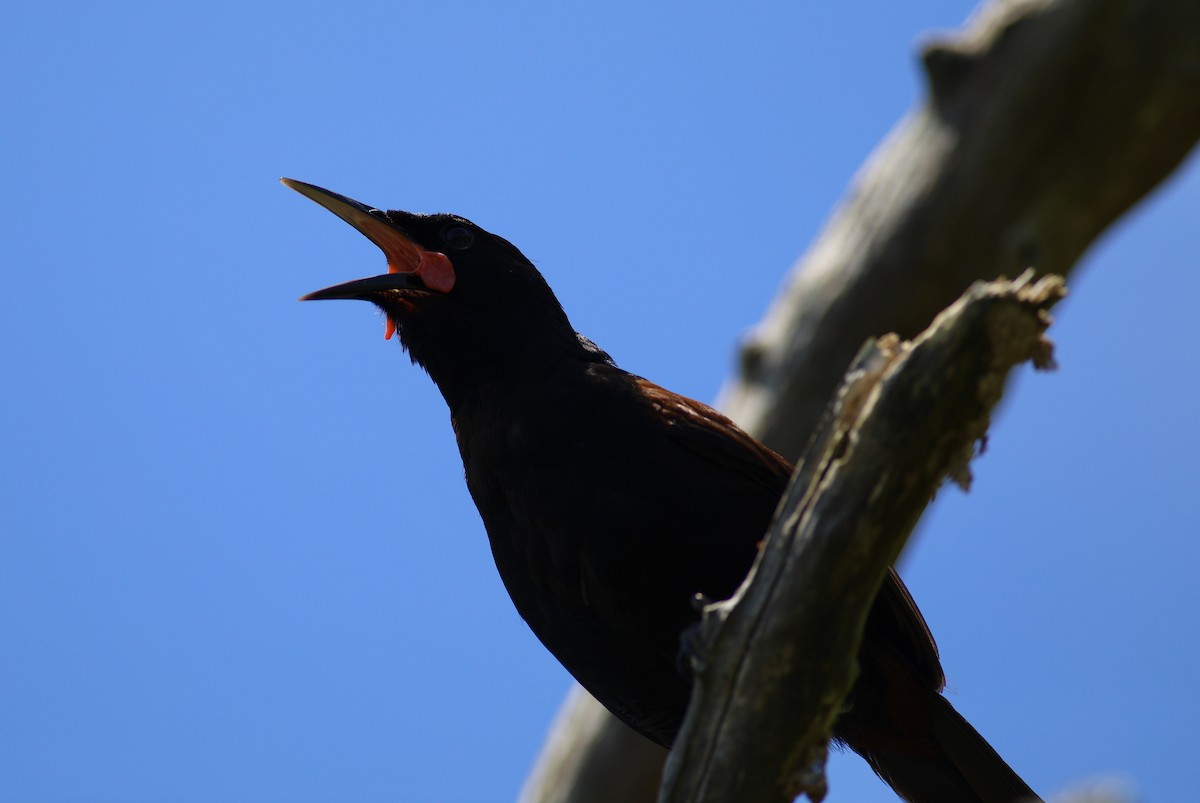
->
284, 178, 1039, 803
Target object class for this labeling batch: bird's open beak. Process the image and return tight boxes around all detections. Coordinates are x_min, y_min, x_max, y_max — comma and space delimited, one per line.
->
284, 178, 457, 338
282, 178, 456, 302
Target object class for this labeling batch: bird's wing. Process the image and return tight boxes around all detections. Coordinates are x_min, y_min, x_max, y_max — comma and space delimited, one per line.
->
636, 377, 944, 691
635, 378, 794, 496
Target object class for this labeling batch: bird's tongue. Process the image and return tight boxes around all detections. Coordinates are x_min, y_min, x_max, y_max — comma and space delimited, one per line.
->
383, 250, 456, 340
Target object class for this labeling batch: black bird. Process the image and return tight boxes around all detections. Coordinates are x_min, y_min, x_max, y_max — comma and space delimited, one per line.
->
284, 178, 1039, 802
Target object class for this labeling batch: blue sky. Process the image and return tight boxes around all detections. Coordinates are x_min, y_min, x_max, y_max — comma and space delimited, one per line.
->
3, 2, 1197, 801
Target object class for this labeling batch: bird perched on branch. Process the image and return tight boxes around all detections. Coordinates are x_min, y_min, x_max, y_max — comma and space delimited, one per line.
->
284, 178, 1038, 803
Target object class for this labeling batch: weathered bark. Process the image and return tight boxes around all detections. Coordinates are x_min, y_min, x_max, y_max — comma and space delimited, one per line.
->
661, 273, 1063, 803
720, 0, 1200, 456
519, 0, 1200, 800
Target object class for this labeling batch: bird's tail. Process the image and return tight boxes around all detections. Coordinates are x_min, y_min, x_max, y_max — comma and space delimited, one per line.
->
851, 692, 1039, 803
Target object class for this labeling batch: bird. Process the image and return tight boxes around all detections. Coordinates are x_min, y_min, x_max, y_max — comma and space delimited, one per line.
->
283, 177, 1039, 803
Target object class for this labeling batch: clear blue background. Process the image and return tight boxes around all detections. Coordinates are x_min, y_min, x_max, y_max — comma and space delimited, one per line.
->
4, 2, 1197, 801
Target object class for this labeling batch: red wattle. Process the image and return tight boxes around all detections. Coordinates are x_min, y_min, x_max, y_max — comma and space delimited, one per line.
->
418, 251, 456, 293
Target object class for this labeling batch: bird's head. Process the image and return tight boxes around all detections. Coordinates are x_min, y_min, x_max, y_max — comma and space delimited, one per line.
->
284, 178, 587, 404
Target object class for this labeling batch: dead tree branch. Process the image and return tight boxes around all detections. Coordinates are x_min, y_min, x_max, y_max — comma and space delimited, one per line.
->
660, 272, 1064, 803
719, 0, 1200, 456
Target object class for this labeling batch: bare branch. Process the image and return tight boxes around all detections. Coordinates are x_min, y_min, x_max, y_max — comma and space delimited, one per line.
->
661, 272, 1064, 803
719, 0, 1200, 457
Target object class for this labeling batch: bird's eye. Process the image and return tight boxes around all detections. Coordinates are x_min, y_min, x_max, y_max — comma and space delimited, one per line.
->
442, 225, 474, 250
